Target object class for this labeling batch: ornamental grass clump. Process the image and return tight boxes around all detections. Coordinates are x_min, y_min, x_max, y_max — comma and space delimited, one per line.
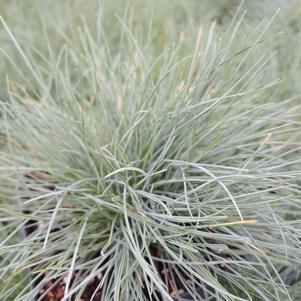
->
1, 5, 301, 301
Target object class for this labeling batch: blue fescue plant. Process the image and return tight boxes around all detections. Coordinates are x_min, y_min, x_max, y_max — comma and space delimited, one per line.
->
1, 2, 301, 301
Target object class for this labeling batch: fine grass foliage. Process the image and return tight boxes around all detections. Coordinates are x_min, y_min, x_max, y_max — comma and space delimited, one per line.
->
1, 1, 301, 301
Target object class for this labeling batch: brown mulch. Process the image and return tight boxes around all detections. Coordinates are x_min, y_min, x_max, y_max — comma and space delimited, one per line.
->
37, 272, 103, 301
